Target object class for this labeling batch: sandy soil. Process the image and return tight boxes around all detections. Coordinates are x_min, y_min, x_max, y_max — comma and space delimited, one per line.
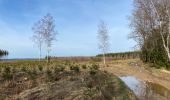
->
101, 59, 170, 90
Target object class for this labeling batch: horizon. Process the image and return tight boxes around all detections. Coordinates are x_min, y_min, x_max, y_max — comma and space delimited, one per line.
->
0, 0, 136, 58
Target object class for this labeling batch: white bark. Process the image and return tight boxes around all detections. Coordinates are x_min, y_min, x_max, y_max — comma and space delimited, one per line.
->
103, 52, 106, 65
39, 44, 42, 62
32, 14, 56, 63
151, 0, 170, 62
97, 21, 109, 66
46, 46, 50, 63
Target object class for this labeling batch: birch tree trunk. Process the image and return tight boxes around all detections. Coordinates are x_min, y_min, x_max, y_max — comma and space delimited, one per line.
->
151, 0, 170, 62
97, 21, 109, 67
39, 44, 42, 62
46, 47, 50, 63
103, 52, 106, 65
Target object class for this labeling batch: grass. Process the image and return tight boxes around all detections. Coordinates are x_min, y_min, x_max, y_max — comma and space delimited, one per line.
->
0, 60, 137, 100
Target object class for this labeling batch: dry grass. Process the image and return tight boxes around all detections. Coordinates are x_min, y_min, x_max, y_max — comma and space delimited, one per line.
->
0, 60, 136, 100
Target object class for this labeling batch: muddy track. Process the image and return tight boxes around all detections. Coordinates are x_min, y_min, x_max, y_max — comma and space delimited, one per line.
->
101, 59, 170, 90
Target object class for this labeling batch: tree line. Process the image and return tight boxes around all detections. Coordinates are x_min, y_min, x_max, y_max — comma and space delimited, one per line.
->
97, 51, 140, 60
129, 0, 170, 68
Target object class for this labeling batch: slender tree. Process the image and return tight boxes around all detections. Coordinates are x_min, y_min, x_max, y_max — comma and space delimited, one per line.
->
42, 14, 57, 63
32, 20, 44, 61
32, 13, 57, 62
97, 21, 109, 66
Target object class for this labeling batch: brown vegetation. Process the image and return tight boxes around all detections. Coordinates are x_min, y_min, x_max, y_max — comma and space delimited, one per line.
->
0, 60, 136, 100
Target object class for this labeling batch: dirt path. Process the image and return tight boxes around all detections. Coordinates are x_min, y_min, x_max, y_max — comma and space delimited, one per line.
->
101, 59, 170, 90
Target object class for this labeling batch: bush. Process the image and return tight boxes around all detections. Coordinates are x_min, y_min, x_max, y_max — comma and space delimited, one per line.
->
74, 66, 80, 72
46, 68, 52, 76
91, 64, 99, 71
3, 66, 12, 80
69, 65, 73, 70
89, 70, 97, 75
64, 61, 70, 66
60, 66, 65, 72
89, 64, 99, 76
21, 66, 27, 72
27, 68, 37, 80
4, 66, 11, 74
12, 67, 17, 73
82, 64, 87, 69
2, 73, 13, 80
54, 67, 60, 74
70, 65, 80, 73
38, 65, 43, 71
54, 65, 65, 74
32, 68, 37, 75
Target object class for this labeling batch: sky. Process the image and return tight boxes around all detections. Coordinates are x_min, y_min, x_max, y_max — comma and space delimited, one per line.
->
0, 0, 136, 58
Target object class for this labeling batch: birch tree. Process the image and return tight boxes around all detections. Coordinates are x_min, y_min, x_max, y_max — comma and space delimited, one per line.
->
97, 21, 109, 65
42, 14, 57, 63
32, 13, 57, 62
32, 20, 44, 61
149, 0, 170, 62
130, 0, 170, 66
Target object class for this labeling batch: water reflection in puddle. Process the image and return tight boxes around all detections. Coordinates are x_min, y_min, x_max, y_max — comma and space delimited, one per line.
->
120, 76, 170, 100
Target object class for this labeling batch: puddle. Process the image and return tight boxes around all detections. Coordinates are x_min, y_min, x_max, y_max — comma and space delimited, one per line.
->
120, 76, 170, 100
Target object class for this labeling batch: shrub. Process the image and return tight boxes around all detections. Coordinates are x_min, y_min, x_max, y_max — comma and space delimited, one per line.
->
69, 65, 74, 71
70, 65, 80, 73
89, 64, 99, 75
27, 68, 37, 80
54, 67, 60, 74
82, 64, 87, 69
46, 68, 53, 81
38, 65, 43, 71
91, 64, 99, 71
54, 65, 65, 74
4, 66, 11, 74
73, 66, 80, 73
2, 66, 12, 80
2, 73, 13, 80
60, 66, 65, 72
12, 67, 17, 73
21, 66, 27, 72
64, 61, 70, 66
32, 68, 37, 75
46, 68, 52, 76
90, 70, 97, 75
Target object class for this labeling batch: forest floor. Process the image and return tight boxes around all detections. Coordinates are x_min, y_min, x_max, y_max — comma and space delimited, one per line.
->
101, 59, 170, 90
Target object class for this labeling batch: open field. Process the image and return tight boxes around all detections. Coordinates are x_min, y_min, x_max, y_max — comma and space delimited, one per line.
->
1, 0, 170, 100
0, 60, 136, 100
1, 58, 170, 100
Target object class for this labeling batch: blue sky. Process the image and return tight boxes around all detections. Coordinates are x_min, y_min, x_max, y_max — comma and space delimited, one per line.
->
0, 0, 136, 58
